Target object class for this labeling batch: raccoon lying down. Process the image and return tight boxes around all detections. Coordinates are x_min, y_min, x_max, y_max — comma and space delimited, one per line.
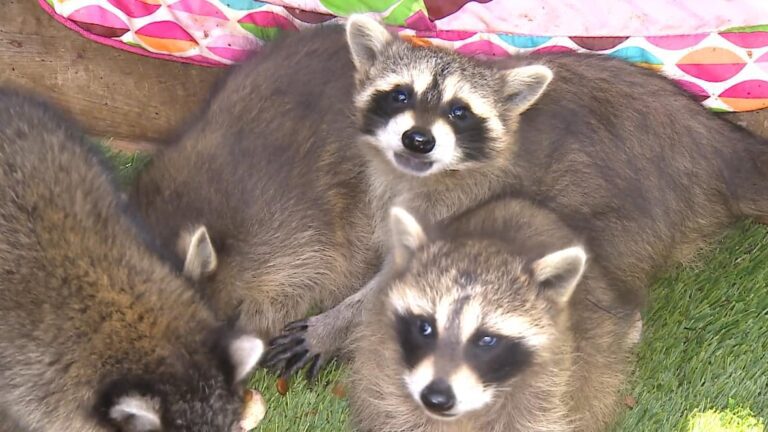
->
0, 89, 263, 432
348, 197, 643, 432
269, 15, 768, 378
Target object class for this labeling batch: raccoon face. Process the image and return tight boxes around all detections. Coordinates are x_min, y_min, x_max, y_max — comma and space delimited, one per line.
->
346, 15, 553, 177
384, 207, 586, 420
95, 333, 264, 431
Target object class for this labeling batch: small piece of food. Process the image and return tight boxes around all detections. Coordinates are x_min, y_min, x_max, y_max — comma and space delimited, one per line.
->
240, 389, 267, 431
276, 377, 289, 395
331, 382, 346, 399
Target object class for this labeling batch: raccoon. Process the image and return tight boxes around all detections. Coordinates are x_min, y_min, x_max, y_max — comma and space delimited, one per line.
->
0, 89, 264, 432
347, 198, 643, 432
130, 23, 380, 370
269, 15, 768, 376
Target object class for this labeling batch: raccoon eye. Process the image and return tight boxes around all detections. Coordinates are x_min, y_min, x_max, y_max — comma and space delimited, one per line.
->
477, 335, 498, 347
391, 89, 410, 104
449, 105, 470, 121
417, 319, 434, 337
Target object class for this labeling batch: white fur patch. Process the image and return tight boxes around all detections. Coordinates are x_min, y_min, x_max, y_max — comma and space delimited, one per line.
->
448, 366, 494, 416
354, 74, 411, 110
373, 112, 452, 177
429, 119, 459, 168
533, 246, 587, 304
229, 335, 264, 383
412, 70, 433, 95
404, 356, 435, 404
442, 75, 505, 143
182, 225, 217, 280
389, 284, 434, 317
374, 111, 415, 154
484, 313, 550, 348
459, 300, 483, 342
390, 207, 426, 250
109, 395, 162, 431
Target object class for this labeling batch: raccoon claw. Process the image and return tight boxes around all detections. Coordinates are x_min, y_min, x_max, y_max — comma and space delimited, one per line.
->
268, 332, 304, 349
266, 315, 335, 380
305, 355, 322, 382
283, 319, 309, 333
262, 342, 305, 368
281, 351, 314, 379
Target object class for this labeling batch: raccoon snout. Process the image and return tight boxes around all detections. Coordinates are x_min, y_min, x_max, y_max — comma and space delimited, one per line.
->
402, 128, 436, 154
420, 379, 455, 414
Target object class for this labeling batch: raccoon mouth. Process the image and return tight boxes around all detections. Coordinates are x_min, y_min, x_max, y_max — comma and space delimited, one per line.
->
424, 410, 459, 421
393, 152, 434, 174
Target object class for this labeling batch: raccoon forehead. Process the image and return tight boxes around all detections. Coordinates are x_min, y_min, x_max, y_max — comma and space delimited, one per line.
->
480, 312, 551, 347
354, 69, 434, 110
441, 74, 502, 120
434, 293, 551, 346
387, 266, 552, 347
388, 280, 435, 316
356, 68, 498, 111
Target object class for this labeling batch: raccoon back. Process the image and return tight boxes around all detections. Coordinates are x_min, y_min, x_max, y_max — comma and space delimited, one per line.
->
0, 89, 215, 428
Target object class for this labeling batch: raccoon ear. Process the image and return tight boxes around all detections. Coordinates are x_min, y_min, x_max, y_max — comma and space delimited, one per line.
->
181, 225, 217, 280
346, 14, 393, 71
531, 246, 587, 304
227, 335, 264, 385
108, 395, 162, 432
389, 206, 427, 268
502, 65, 553, 114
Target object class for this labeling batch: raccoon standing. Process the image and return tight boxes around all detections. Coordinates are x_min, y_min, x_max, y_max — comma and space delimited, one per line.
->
270, 15, 768, 374
0, 89, 264, 432
348, 198, 643, 432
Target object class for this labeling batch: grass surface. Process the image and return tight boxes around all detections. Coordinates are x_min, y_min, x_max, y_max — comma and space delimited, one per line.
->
686, 403, 765, 432
106, 147, 768, 432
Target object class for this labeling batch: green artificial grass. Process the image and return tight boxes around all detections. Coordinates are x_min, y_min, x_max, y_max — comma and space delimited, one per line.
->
105, 146, 768, 432
686, 402, 765, 432
93, 139, 151, 187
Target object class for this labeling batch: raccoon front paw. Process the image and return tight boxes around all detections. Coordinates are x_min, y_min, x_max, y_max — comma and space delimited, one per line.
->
263, 319, 327, 382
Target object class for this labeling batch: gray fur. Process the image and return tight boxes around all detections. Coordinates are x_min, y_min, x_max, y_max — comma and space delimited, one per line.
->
348, 197, 643, 432
0, 88, 261, 431
270, 15, 768, 371
130, 26, 380, 345
131, 14, 768, 380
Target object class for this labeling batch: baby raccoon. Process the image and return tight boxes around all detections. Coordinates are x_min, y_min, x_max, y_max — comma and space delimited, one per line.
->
131, 24, 379, 356
348, 198, 643, 432
0, 89, 263, 432
271, 15, 768, 375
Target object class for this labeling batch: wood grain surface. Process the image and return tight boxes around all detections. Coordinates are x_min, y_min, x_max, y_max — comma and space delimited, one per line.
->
0, 0, 224, 143
1, 0, 768, 150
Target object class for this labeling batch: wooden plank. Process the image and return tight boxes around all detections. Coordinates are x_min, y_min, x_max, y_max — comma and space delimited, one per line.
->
103, 138, 160, 154
4, 0, 768, 147
0, 0, 224, 142
723, 110, 768, 140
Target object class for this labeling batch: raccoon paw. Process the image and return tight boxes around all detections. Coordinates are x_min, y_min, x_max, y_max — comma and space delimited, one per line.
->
263, 319, 326, 382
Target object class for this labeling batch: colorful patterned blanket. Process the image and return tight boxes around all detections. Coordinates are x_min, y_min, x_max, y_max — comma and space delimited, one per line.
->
41, 0, 768, 112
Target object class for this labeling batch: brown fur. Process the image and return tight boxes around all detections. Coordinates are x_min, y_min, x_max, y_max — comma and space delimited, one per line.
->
131, 17, 768, 379
0, 88, 261, 431
270, 17, 768, 374
348, 197, 642, 432
130, 26, 380, 341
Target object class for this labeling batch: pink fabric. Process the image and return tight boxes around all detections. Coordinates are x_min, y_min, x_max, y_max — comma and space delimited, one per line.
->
38, 0, 226, 67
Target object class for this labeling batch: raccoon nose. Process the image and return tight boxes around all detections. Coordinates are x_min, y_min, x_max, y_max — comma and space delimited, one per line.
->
401, 128, 436, 154
420, 379, 455, 413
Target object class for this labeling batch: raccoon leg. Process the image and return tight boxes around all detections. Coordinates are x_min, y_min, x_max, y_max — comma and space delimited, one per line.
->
264, 271, 384, 380
235, 292, 320, 341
